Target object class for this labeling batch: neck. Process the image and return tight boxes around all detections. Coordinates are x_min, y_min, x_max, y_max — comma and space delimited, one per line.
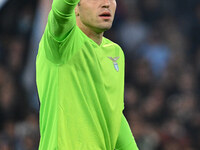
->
76, 18, 104, 45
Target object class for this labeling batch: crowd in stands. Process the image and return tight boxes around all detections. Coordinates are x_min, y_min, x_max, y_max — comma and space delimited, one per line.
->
0, 0, 199, 149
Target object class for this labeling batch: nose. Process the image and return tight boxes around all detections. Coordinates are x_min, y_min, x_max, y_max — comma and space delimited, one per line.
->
102, 0, 110, 8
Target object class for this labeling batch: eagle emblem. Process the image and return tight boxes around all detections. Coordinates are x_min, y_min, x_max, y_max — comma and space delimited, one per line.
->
108, 57, 120, 72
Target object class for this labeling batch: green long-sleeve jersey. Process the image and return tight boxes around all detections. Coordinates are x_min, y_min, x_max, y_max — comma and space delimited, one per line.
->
36, 0, 138, 149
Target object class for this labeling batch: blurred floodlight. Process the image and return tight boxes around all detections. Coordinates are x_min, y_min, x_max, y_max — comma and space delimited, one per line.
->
0, 0, 8, 10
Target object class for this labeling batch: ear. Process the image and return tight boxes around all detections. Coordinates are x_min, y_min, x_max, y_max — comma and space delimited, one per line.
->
75, 5, 79, 16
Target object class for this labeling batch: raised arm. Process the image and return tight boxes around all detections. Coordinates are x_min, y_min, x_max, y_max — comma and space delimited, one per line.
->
115, 115, 139, 150
47, 0, 80, 41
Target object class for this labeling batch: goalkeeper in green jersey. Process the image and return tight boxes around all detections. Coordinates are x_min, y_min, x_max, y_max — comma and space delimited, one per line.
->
36, 0, 139, 149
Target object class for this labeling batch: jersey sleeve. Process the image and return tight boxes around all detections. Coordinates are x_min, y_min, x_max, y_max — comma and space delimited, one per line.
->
115, 115, 139, 150
49, 0, 79, 41
40, 0, 80, 63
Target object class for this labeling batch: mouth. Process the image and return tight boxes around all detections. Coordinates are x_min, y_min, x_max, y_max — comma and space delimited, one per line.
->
99, 12, 111, 20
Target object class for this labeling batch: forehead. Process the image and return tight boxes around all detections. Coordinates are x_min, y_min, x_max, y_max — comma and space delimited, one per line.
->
78, 0, 117, 7
79, 0, 116, 3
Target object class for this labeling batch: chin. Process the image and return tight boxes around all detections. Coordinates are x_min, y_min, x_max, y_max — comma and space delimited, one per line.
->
93, 22, 113, 33
100, 24, 112, 31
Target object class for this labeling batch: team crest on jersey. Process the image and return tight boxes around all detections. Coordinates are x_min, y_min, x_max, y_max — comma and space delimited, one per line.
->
108, 57, 120, 72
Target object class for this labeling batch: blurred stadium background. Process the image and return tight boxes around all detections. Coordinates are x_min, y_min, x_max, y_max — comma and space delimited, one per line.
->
0, 0, 200, 149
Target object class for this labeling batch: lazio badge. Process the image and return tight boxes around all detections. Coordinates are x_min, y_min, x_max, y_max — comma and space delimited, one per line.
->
108, 57, 120, 72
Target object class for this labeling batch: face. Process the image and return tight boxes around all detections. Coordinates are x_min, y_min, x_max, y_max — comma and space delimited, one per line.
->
76, 0, 117, 33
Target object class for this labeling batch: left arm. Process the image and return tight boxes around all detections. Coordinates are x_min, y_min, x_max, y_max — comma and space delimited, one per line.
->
115, 114, 139, 150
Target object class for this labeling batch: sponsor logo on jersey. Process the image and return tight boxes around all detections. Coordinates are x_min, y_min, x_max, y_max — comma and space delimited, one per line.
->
108, 57, 120, 72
